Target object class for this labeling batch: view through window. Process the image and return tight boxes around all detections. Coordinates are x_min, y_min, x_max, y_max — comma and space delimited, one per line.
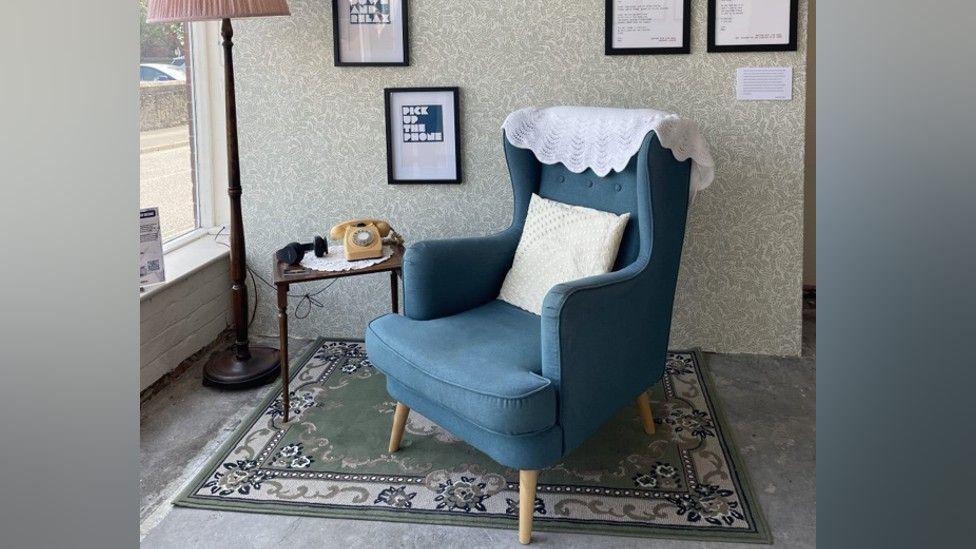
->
140, 0, 198, 242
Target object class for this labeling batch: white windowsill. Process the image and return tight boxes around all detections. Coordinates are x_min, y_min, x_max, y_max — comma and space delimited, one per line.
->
140, 229, 229, 301
162, 227, 210, 254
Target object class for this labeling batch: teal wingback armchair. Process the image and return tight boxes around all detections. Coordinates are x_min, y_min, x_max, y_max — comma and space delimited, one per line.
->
365, 130, 691, 543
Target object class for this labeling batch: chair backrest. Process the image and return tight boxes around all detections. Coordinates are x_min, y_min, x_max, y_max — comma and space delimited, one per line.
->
502, 131, 690, 272
536, 160, 642, 270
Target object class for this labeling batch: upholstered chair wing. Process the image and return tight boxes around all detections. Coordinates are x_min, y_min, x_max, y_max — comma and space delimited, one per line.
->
366, 130, 691, 544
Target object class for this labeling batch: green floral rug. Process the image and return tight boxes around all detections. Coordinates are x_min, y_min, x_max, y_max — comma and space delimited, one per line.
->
176, 338, 770, 543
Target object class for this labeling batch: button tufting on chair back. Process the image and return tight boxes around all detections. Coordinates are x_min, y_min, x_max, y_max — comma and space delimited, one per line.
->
504, 135, 647, 271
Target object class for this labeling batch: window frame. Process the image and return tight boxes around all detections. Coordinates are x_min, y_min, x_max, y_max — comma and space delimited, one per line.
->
159, 21, 227, 253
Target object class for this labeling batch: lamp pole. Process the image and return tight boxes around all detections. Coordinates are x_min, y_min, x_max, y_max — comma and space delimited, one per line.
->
202, 17, 280, 388
221, 18, 249, 360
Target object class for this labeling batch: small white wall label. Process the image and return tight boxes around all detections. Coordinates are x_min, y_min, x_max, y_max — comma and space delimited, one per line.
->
736, 67, 793, 101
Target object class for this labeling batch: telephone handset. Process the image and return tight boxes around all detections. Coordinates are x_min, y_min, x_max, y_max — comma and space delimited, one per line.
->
329, 219, 392, 261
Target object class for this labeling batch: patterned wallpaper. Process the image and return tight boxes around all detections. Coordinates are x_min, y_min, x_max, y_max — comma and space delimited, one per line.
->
233, 0, 808, 356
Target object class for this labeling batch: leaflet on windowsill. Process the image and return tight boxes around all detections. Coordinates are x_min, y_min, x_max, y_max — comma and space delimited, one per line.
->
140, 207, 166, 287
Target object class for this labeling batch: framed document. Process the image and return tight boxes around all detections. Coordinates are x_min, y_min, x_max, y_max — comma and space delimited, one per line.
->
708, 0, 798, 52
332, 0, 409, 66
605, 0, 691, 55
384, 87, 461, 185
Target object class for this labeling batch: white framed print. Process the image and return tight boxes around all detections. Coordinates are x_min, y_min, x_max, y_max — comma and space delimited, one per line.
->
605, 0, 691, 55
384, 87, 461, 185
708, 0, 799, 52
332, 0, 409, 66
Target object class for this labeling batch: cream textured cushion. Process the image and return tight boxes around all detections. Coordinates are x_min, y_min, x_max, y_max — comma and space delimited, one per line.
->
498, 194, 631, 315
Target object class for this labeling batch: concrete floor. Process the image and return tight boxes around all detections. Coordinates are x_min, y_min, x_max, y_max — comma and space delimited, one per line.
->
141, 313, 815, 548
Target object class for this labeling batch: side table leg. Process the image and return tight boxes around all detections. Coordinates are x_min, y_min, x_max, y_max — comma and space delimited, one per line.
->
277, 283, 289, 423
390, 270, 399, 314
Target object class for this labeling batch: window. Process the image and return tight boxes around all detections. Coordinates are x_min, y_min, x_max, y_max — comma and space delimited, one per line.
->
139, 1, 220, 245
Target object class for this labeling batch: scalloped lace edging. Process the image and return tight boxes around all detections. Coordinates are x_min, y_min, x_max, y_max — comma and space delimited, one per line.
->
502, 106, 715, 200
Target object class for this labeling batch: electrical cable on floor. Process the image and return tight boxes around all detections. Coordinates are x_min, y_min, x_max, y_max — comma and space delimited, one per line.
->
212, 227, 340, 325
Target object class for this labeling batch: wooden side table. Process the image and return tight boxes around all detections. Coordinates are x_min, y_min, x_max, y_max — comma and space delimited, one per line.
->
272, 245, 404, 422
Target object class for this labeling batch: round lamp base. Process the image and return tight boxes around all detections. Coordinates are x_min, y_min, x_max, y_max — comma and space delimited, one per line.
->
202, 346, 280, 389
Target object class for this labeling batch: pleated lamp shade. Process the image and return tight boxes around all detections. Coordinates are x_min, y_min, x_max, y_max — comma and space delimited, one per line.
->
146, 0, 290, 23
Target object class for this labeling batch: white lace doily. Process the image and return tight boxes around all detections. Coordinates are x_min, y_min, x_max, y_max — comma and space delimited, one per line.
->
502, 106, 715, 200
300, 245, 395, 272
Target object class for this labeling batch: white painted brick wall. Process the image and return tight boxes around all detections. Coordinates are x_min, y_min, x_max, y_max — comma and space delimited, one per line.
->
140, 257, 230, 390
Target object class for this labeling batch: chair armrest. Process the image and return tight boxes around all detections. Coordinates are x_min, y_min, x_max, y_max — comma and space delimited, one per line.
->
402, 231, 519, 320
539, 260, 674, 452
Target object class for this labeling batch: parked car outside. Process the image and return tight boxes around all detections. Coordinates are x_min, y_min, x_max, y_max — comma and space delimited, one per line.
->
140, 63, 186, 82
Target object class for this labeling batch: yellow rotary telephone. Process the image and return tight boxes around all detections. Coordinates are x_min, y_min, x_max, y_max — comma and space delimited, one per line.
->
329, 219, 392, 261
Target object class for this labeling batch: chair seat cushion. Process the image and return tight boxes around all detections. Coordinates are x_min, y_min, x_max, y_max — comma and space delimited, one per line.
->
365, 300, 556, 435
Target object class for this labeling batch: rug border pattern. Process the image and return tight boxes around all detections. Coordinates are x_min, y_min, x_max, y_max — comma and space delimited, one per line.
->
174, 337, 772, 544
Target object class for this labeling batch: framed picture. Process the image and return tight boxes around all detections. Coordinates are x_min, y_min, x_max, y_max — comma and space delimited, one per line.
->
708, 0, 799, 52
384, 87, 461, 185
605, 0, 691, 55
332, 0, 409, 66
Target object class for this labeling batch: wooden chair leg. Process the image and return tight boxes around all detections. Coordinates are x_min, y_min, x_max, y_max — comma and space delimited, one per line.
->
519, 470, 539, 544
388, 403, 410, 452
636, 391, 656, 435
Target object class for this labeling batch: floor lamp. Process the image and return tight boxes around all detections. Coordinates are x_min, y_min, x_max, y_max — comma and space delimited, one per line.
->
148, 1, 291, 388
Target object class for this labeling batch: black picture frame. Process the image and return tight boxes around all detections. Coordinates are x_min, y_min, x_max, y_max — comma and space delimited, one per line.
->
605, 0, 692, 55
332, 0, 410, 67
707, 0, 799, 53
384, 87, 462, 185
